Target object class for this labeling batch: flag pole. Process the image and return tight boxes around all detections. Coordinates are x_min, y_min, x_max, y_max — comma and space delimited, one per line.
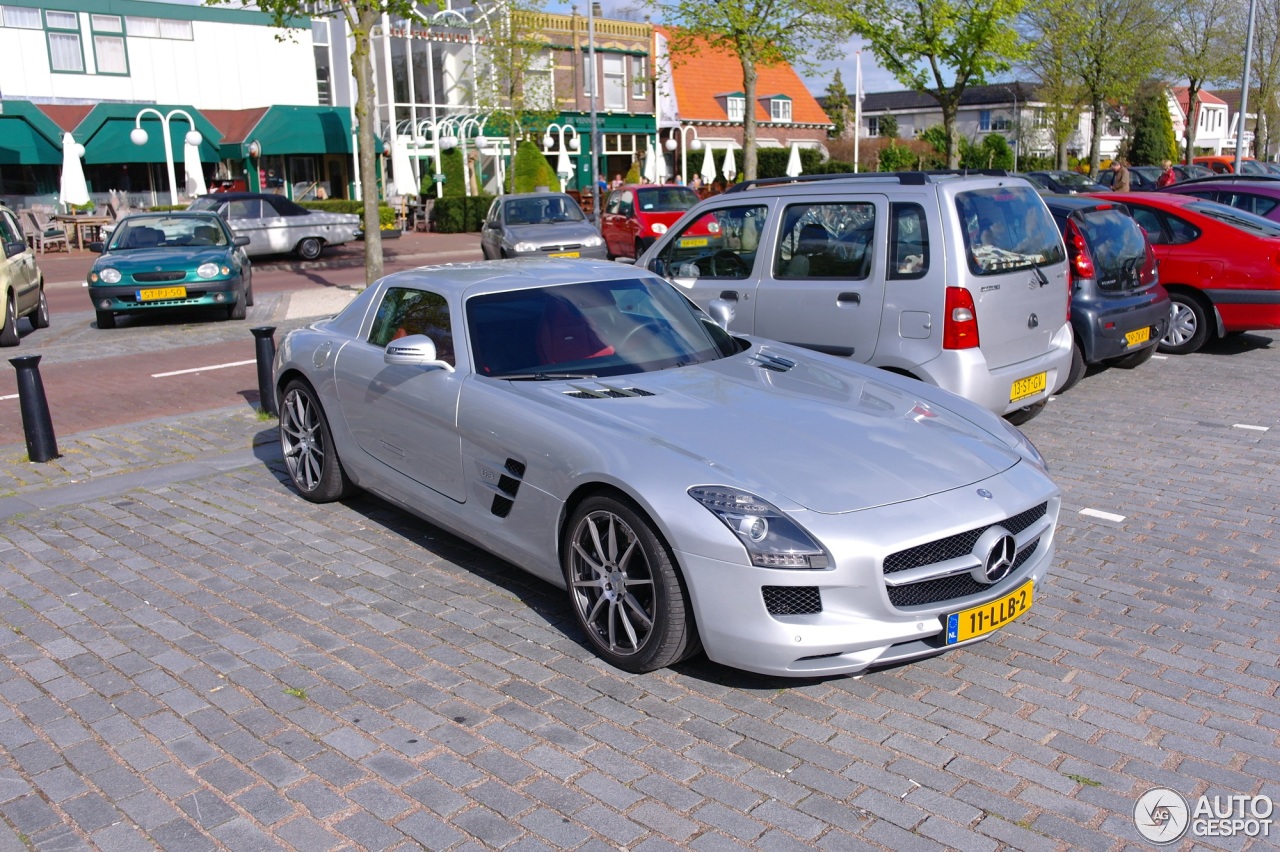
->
854, 50, 863, 173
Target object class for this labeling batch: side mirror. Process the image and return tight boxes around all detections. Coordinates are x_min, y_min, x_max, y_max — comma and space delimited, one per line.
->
4, 241, 26, 259
706, 298, 735, 331
88, 241, 106, 253
384, 334, 454, 371
233, 235, 250, 247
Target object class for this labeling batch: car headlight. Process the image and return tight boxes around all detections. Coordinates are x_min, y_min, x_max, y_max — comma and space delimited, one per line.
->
689, 486, 829, 569
514, 241, 537, 252
651, 223, 668, 235
98, 268, 122, 284
196, 262, 226, 279
998, 418, 1048, 472
583, 235, 603, 247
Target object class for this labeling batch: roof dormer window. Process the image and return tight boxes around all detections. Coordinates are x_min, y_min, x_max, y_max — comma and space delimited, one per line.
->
769, 96, 792, 123
726, 95, 745, 122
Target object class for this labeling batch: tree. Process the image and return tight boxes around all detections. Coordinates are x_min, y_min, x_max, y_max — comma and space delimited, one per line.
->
1020, 3, 1087, 168
1168, 0, 1241, 163
848, 0, 1028, 168
1127, 82, 1179, 165
879, 114, 899, 139
653, 0, 847, 180
825, 69, 851, 138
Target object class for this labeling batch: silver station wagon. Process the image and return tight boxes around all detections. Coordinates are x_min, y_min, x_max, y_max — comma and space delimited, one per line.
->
637, 172, 1074, 422
273, 259, 1060, 677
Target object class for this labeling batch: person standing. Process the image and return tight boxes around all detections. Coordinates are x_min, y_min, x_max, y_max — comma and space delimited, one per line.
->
1156, 159, 1177, 188
1111, 158, 1131, 192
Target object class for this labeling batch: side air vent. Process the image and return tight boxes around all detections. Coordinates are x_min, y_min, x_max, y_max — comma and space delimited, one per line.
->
563, 384, 656, 399
763, 586, 822, 616
505, 459, 526, 478
498, 474, 520, 497
751, 351, 797, 373
491, 496, 513, 518
487, 458, 525, 517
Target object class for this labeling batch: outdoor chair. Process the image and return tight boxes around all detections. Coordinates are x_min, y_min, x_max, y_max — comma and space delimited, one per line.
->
23, 210, 69, 254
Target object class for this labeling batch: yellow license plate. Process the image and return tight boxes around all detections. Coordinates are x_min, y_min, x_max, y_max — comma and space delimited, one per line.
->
946, 581, 1034, 644
137, 286, 187, 302
1010, 371, 1047, 402
1125, 327, 1150, 347
680, 237, 708, 248
548, 251, 580, 258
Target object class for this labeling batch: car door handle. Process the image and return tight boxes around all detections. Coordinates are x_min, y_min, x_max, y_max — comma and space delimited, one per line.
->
719, 290, 739, 301
837, 292, 861, 305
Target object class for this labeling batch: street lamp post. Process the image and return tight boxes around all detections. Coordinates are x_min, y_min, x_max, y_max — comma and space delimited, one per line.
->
543, 123, 580, 189
663, 125, 702, 186
131, 108, 202, 206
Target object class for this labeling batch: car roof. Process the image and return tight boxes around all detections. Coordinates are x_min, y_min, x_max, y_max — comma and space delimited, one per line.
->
1040, 194, 1128, 214
1092, 191, 1200, 210
119, 210, 224, 221
721, 169, 1022, 195
1164, 175, 1280, 189
380, 258, 660, 300
498, 192, 574, 200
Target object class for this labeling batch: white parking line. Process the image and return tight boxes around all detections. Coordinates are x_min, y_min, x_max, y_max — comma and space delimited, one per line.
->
1233, 423, 1270, 432
0, 393, 17, 401
152, 359, 256, 379
1079, 507, 1126, 523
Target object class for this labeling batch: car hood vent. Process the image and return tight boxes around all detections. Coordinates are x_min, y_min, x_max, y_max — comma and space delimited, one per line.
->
750, 350, 797, 373
563, 383, 656, 399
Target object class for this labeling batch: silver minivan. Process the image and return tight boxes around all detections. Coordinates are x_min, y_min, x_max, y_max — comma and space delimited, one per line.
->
637, 172, 1073, 420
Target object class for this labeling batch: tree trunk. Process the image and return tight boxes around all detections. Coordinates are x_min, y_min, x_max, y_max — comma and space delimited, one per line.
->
941, 100, 960, 168
1183, 84, 1201, 165
1089, 96, 1105, 176
741, 52, 758, 182
352, 12, 383, 285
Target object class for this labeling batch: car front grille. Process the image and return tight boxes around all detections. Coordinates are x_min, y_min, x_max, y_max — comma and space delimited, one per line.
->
132, 271, 188, 282
763, 586, 822, 616
882, 502, 1048, 608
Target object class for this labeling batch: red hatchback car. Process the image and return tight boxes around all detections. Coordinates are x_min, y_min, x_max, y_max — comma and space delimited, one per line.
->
600, 184, 720, 260
1093, 192, 1280, 353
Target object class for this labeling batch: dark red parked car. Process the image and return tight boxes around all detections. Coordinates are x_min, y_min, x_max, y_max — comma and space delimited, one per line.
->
600, 185, 720, 260
1092, 192, 1280, 353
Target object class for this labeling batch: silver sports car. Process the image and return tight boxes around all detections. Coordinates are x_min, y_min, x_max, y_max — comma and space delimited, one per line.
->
273, 259, 1060, 677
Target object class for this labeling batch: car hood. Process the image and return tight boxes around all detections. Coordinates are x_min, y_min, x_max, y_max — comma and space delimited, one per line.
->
511, 347, 1022, 513
505, 222, 600, 245
96, 246, 235, 267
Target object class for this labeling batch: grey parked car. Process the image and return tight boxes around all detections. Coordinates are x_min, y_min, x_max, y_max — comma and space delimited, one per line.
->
637, 172, 1074, 423
480, 192, 606, 260
273, 259, 1060, 677
188, 192, 359, 260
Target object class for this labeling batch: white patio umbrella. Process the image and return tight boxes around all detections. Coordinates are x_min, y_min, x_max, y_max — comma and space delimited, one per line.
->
184, 136, 208, 198
390, 137, 418, 198
642, 142, 660, 184
722, 146, 737, 183
785, 142, 803, 177
59, 132, 90, 211
699, 145, 717, 184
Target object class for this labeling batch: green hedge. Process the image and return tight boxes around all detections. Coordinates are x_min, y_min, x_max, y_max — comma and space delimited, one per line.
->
301, 200, 396, 227
432, 195, 494, 233
755, 148, 827, 179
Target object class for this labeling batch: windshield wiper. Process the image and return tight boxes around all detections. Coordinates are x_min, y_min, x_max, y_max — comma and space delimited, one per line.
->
497, 372, 598, 381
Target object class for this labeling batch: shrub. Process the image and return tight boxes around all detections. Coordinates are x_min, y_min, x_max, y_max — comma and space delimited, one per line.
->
433, 194, 495, 233
511, 141, 560, 193
755, 148, 826, 179
624, 161, 642, 184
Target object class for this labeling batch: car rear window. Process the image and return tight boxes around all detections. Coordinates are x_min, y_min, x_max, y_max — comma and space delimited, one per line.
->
1051, 172, 1101, 190
636, 187, 699, 212
956, 186, 1065, 275
1187, 200, 1280, 237
1077, 208, 1147, 292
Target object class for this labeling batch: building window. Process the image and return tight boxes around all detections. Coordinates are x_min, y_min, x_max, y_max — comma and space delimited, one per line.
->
727, 96, 745, 122
91, 14, 126, 75
631, 54, 647, 99
525, 50, 554, 111
314, 45, 331, 105
46, 10, 84, 73
1, 6, 42, 28
603, 54, 626, 110
867, 116, 880, 137
979, 110, 991, 132
770, 98, 792, 122
991, 114, 1011, 131
125, 15, 192, 40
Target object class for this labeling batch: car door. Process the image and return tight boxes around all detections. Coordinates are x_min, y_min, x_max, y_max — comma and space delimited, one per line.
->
600, 190, 623, 256
259, 196, 303, 255
750, 198, 887, 361
648, 201, 772, 334
333, 285, 466, 501
225, 198, 274, 255
1125, 203, 1204, 284
0, 209, 38, 315
480, 199, 502, 258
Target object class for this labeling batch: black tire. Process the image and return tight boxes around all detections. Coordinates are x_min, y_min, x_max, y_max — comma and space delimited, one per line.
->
1058, 339, 1087, 392
0, 294, 18, 347
227, 292, 247, 320
1107, 343, 1157, 369
1005, 399, 1046, 426
95, 310, 116, 330
32, 288, 50, 329
1159, 292, 1210, 354
279, 379, 354, 502
562, 495, 700, 673
296, 237, 323, 261
244, 280, 254, 308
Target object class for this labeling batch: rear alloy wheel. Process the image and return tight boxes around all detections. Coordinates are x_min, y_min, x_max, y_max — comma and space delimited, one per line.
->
279, 379, 354, 502
0, 294, 18, 347
1159, 292, 1210, 354
296, 237, 323, 261
32, 288, 50, 329
1058, 339, 1086, 392
562, 495, 699, 673
95, 310, 116, 330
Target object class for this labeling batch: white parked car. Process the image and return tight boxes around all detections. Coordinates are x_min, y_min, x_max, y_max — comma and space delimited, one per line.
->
188, 192, 359, 260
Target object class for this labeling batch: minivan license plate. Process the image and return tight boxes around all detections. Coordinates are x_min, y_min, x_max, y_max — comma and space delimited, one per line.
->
1125, 327, 1150, 347
946, 581, 1034, 644
1009, 372, 1047, 402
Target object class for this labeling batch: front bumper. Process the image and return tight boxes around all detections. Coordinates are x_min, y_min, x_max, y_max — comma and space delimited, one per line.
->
507, 244, 609, 260
88, 278, 243, 313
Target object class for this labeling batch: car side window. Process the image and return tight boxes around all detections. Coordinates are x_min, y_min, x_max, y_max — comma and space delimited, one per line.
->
1163, 213, 1201, 244
228, 200, 262, 220
619, 192, 635, 217
655, 204, 767, 280
605, 192, 621, 215
1229, 192, 1278, 218
773, 202, 874, 280
0, 211, 21, 247
889, 203, 929, 280
368, 287, 455, 365
1127, 207, 1166, 244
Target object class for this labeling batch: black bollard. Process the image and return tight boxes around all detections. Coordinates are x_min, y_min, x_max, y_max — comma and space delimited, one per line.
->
9, 355, 58, 463
251, 326, 278, 416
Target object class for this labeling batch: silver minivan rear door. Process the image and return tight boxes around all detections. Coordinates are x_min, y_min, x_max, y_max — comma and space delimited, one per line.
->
952, 185, 1069, 369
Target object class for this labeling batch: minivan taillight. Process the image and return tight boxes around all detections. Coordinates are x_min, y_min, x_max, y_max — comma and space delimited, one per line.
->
1065, 218, 1094, 280
943, 287, 980, 350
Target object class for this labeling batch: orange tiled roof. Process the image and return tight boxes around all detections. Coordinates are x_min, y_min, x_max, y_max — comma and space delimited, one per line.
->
1172, 86, 1226, 112
657, 27, 831, 126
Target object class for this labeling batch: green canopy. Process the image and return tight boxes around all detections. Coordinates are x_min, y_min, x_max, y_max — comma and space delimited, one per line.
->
0, 102, 64, 165
78, 104, 222, 165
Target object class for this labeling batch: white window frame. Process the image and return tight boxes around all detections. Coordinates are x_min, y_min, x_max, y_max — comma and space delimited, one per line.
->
1, 6, 43, 28
45, 10, 84, 74
602, 54, 626, 111
727, 96, 745, 122
582, 53, 596, 98
524, 49, 554, 111
770, 99, 792, 122
631, 54, 647, 99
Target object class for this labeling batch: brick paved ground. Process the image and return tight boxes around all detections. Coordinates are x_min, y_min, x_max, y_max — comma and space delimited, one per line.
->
0, 332, 1276, 850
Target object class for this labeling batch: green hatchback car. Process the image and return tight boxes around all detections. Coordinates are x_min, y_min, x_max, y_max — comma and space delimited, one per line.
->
87, 211, 253, 329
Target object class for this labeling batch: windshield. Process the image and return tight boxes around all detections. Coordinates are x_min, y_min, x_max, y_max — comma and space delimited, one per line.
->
1239, 160, 1271, 175
503, 196, 585, 225
467, 278, 737, 378
108, 216, 229, 250
636, 186, 699, 212
1186, 200, 1280, 236
1052, 172, 1102, 189
956, 186, 1066, 275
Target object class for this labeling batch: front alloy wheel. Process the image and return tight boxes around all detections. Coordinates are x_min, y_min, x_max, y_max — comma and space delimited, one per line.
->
563, 496, 698, 672
279, 379, 353, 502
1159, 293, 1209, 355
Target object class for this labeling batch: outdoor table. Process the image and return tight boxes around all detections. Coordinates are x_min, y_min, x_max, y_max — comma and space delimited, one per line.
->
53, 214, 114, 250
